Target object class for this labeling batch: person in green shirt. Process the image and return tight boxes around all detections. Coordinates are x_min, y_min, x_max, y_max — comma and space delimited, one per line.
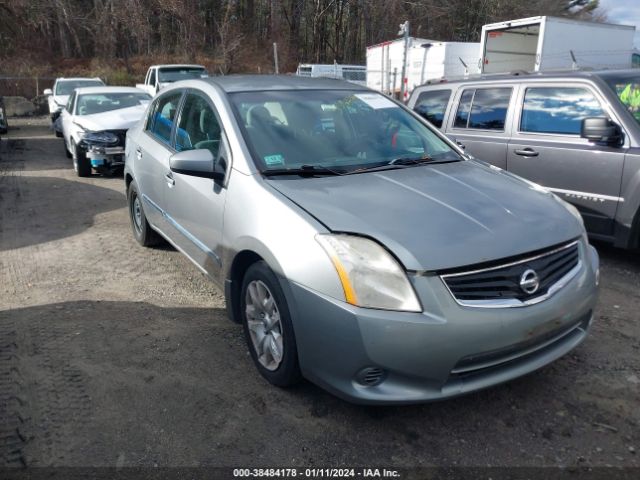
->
620, 83, 640, 111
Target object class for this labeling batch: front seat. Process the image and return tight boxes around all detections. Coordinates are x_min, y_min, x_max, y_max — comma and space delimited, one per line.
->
194, 108, 221, 156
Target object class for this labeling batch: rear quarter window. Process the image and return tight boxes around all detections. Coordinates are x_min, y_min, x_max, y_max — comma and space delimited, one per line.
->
413, 89, 451, 128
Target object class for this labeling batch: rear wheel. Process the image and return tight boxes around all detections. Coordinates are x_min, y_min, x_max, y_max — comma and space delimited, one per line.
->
127, 180, 161, 247
240, 261, 301, 387
72, 140, 91, 177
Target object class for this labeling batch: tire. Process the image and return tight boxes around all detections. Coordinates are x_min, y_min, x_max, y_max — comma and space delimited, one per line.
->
127, 180, 161, 247
240, 261, 301, 387
64, 139, 72, 158
72, 140, 91, 177
55, 129, 63, 138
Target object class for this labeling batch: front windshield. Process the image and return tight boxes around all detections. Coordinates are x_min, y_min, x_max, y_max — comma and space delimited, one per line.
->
229, 90, 460, 173
55, 80, 104, 96
158, 68, 207, 83
602, 73, 640, 125
75, 92, 151, 116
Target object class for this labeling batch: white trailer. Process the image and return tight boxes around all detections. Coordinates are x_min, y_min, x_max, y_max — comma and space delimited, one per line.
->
479, 16, 636, 74
366, 38, 480, 98
295, 64, 366, 86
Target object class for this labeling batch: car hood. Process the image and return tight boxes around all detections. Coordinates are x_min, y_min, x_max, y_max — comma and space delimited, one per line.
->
74, 105, 147, 132
268, 161, 583, 271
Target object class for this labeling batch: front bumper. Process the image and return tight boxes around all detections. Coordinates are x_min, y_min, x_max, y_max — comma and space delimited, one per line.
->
286, 242, 599, 405
85, 144, 125, 169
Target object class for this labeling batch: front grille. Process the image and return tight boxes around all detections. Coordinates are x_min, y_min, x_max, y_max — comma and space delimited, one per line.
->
441, 240, 580, 307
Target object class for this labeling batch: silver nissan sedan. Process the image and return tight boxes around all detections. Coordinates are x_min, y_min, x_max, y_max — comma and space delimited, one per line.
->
124, 75, 599, 405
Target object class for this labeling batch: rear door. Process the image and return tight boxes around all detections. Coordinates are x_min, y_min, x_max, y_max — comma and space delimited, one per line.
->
444, 85, 515, 169
135, 89, 184, 231
507, 83, 626, 238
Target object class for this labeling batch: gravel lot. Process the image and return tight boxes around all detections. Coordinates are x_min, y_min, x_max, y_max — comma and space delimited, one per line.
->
1, 117, 639, 470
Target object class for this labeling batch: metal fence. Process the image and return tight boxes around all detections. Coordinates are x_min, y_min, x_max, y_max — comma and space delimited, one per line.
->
0, 76, 56, 99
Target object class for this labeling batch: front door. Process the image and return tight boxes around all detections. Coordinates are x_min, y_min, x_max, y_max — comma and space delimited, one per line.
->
164, 90, 228, 280
507, 84, 626, 238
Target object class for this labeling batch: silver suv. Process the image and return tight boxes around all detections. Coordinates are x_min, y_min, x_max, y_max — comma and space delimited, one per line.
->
409, 70, 640, 250
125, 76, 599, 404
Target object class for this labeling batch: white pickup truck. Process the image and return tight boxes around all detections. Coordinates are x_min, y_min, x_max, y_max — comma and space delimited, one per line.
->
136, 64, 208, 96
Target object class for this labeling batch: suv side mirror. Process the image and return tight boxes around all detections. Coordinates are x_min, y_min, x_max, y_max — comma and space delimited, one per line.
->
170, 149, 225, 181
43, 89, 53, 96
581, 117, 622, 145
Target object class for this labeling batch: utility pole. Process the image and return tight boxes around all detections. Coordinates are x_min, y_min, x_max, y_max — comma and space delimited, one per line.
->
398, 21, 409, 101
273, 42, 279, 74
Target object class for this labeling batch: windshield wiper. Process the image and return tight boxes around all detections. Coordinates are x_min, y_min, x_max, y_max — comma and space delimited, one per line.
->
346, 155, 459, 175
261, 165, 346, 177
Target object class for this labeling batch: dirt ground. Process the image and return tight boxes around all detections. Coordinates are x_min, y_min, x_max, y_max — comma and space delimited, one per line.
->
1, 117, 639, 470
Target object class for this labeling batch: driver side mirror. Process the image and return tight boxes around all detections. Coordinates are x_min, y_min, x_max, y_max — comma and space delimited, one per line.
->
581, 117, 622, 145
169, 149, 225, 181
43, 88, 53, 96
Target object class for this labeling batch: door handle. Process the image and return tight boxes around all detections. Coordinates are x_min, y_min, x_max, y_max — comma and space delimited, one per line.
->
135, 148, 142, 161
514, 148, 539, 157
165, 171, 175, 187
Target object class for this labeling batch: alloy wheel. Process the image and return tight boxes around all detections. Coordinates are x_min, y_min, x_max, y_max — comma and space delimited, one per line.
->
245, 280, 284, 371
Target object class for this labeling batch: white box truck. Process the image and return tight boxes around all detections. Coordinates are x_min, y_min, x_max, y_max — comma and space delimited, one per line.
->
479, 16, 636, 74
366, 38, 480, 98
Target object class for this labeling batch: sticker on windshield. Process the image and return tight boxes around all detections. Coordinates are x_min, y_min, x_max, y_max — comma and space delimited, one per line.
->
354, 93, 397, 110
264, 154, 285, 166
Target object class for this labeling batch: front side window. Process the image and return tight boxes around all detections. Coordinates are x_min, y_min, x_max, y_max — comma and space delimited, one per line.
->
147, 92, 183, 145
229, 90, 460, 173
413, 89, 451, 128
75, 92, 150, 116
55, 79, 104, 96
149, 69, 156, 87
176, 93, 222, 158
453, 88, 511, 130
520, 87, 605, 135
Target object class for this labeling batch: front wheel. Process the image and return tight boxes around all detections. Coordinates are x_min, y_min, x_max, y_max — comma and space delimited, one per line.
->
72, 140, 91, 177
241, 261, 301, 387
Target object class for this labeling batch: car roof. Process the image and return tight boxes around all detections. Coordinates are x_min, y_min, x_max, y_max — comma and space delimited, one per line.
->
74, 86, 149, 95
202, 74, 369, 93
56, 77, 103, 83
416, 68, 639, 88
153, 64, 206, 69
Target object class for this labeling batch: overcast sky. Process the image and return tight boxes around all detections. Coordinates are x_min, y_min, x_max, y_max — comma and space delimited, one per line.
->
598, 0, 640, 47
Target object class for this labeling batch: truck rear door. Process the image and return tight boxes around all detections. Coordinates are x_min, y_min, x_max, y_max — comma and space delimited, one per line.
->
507, 82, 626, 239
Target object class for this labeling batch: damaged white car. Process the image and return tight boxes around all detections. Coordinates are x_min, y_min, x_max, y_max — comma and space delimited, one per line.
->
60, 86, 151, 176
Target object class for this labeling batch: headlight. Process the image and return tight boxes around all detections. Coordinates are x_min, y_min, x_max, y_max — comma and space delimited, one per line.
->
82, 131, 119, 145
316, 234, 422, 312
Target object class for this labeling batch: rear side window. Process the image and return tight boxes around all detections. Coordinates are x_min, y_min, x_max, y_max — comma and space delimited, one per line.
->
453, 87, 512, 130
520, 87, 605, 135
146, 92, 182, 145
413, 90, 451, 128
149, 69, 156, 87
